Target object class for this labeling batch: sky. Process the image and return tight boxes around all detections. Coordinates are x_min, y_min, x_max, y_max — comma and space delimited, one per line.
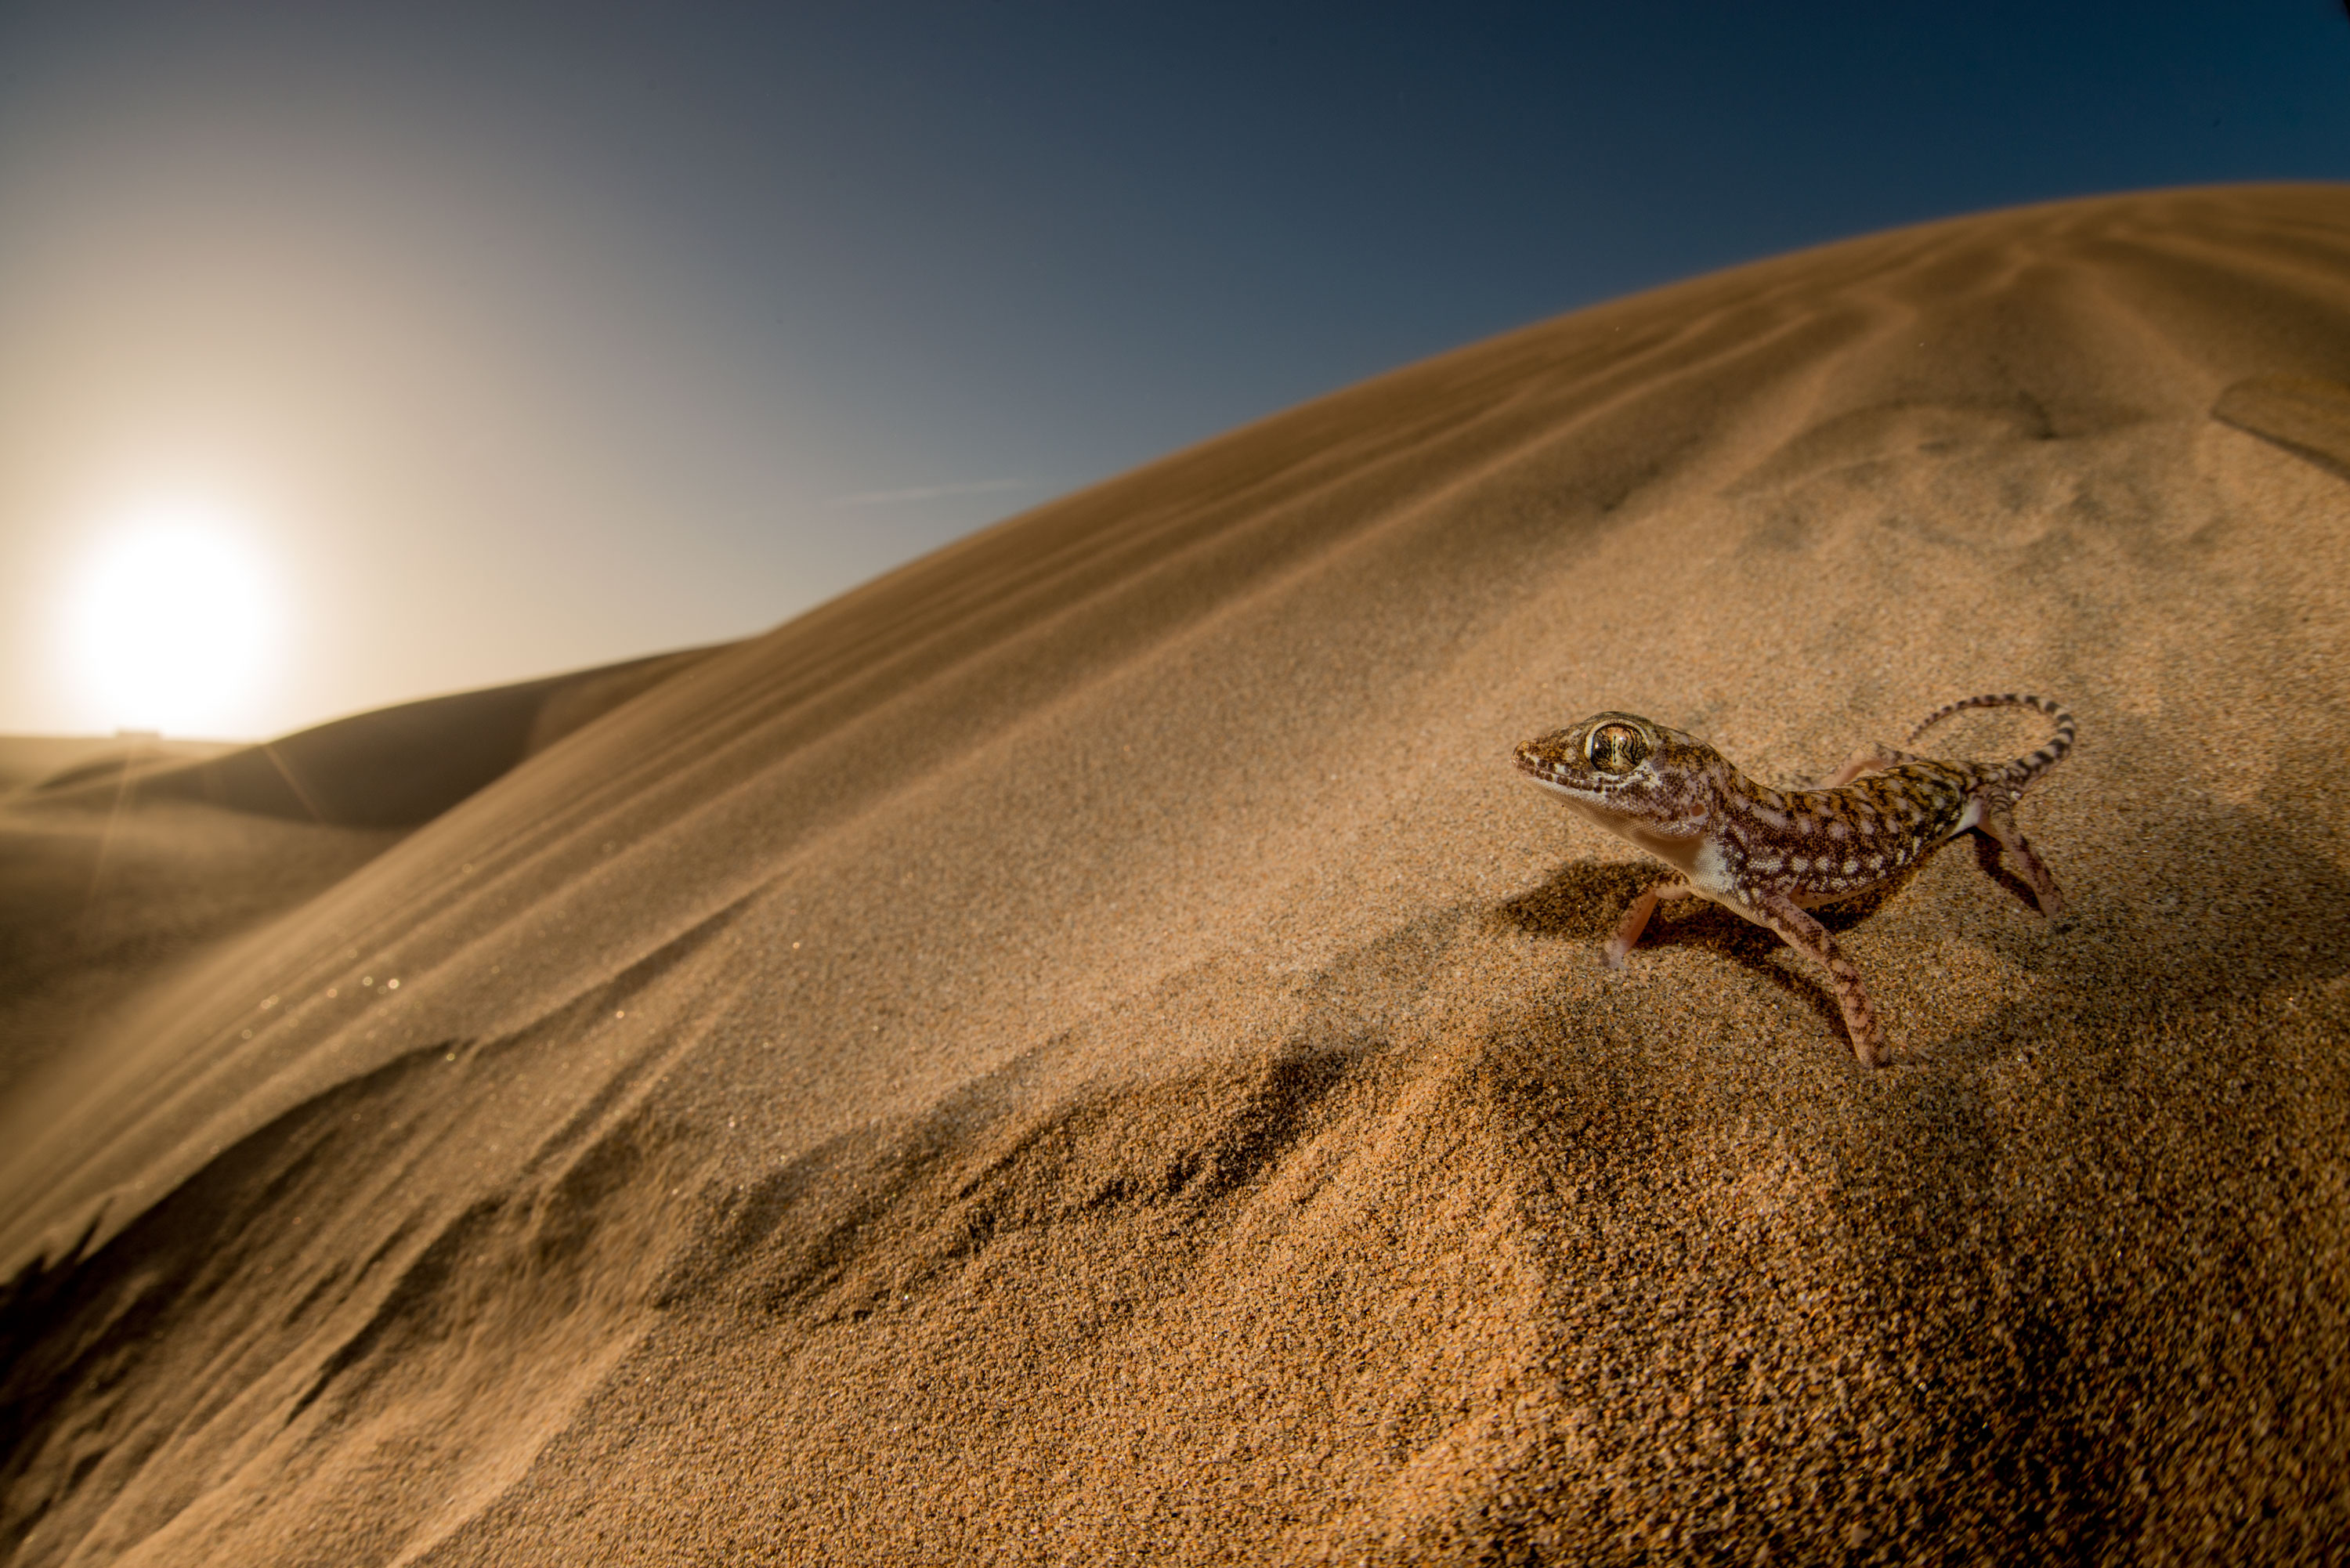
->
2, 2, 2346, 739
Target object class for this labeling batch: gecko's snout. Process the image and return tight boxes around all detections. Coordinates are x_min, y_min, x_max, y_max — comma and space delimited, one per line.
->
1512, 732, 1576, 784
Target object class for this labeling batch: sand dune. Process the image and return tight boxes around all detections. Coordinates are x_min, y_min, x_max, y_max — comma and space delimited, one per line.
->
18, 644, 725, 826
0, 651, 729, 1122
4, 183, 2348, 1564
0, 738, 236, 797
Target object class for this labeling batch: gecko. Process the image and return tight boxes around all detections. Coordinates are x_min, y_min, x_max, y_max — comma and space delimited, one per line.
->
1512, 694, 2074, 1066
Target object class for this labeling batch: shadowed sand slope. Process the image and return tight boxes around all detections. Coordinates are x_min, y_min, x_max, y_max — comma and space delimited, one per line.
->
5, 184, 2349, 1565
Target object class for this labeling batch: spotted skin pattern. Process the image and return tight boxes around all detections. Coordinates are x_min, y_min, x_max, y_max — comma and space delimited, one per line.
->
1513, 695, 2074, 1067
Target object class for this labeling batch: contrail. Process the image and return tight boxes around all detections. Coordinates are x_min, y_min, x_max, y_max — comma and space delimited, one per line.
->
827, 478, 1039, 507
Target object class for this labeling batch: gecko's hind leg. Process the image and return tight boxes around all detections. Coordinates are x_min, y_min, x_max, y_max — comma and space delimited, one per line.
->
1973, 800, 2066, 917
1606, 876, 1694, 968
1821, 742, 1927, 789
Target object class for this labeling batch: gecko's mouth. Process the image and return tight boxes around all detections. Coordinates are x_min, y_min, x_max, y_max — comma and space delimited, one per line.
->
1513, 742, 1601, 797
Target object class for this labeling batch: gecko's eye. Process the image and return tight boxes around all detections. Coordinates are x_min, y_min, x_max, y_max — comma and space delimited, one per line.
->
1585, 723, 1649, 775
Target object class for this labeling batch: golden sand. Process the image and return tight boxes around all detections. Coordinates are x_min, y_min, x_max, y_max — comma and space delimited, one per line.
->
4, 184, 2348, 1564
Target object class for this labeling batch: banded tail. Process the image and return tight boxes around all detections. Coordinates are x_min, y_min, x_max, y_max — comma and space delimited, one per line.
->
1907, 693, 2075, 793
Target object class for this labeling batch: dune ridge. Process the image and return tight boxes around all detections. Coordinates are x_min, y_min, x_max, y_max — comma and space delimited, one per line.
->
5, 183, 2349, 1563
20, 643, 727, 825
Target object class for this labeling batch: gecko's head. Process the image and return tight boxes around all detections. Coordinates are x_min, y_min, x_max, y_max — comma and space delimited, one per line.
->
1513, 711, 1717, 833
1513, 712, 1660, 798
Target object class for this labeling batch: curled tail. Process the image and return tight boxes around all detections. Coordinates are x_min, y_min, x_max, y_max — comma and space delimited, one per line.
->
1909, 694, 2074, 918
1907, 692, 2075, 793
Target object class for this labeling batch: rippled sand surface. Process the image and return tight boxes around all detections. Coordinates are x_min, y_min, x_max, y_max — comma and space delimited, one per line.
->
5, 183, 2347, 1565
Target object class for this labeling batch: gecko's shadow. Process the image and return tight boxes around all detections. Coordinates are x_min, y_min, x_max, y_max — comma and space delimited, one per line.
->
1497, 854, 1932, 1037
1495, 860, 1665, 945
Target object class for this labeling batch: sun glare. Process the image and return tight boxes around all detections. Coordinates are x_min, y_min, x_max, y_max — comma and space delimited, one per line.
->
63, 497, 280, 737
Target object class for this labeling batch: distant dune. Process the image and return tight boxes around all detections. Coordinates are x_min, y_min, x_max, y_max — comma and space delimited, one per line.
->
0, 649, 730, 1122
0, 735, 237, 796
13, 643, 726, 825
4, 184, 2348, 1565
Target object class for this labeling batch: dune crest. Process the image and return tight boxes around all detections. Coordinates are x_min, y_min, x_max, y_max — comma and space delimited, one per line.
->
23, 644, 725, 826
5, 184, 2349, 1563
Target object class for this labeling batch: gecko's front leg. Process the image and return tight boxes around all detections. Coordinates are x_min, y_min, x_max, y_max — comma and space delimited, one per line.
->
1745, 887, 1887, 1066
1607, 875, 1696, 968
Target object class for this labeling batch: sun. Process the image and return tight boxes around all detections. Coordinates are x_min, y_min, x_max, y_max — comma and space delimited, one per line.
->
63, 497, 281, 737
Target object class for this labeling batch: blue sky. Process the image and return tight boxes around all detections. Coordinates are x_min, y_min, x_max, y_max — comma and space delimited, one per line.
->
3, 2, 2345, 735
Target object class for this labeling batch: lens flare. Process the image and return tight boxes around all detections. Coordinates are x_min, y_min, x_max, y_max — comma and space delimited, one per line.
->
64, 497, 280, 736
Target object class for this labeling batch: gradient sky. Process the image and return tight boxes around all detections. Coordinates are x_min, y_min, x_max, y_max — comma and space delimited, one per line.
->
3, 2, 2346, 738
